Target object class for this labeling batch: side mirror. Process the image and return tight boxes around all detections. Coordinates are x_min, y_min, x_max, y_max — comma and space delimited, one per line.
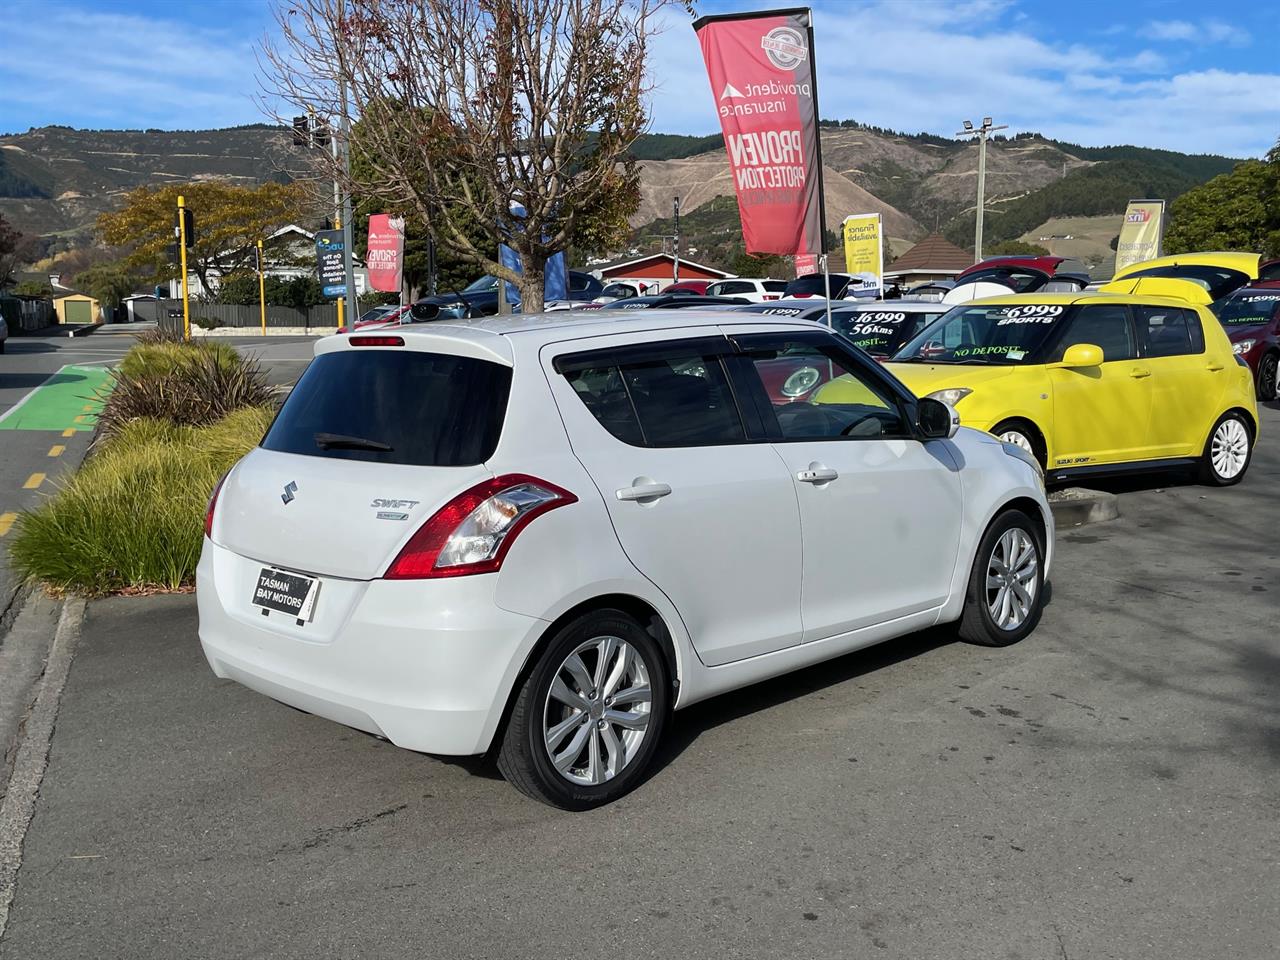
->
409, 302, 441, 322
1061, 343, 1104, 367
917, 397, 959, 440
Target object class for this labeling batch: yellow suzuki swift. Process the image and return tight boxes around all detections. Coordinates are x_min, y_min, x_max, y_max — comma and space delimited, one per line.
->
879, 282, 1258, 485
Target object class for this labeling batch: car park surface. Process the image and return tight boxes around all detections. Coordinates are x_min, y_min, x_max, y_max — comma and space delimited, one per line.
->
5, 397, 1278, 958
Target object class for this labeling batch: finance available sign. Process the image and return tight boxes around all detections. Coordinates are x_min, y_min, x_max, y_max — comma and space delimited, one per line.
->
694, 8, 825, 256
841, 213, 883, 297
315, 230, 347, 298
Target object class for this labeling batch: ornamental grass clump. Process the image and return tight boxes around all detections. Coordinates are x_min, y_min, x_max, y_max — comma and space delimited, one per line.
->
95, 341, 275, 447
8, 407, 275, 596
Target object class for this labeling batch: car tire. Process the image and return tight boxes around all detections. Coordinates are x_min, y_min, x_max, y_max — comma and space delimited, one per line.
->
497, 608, 669, 810
990, 420, 1044, 468
1257, 352, 1278, 402
1198, 411, 1253, 486
958, 509, 1045, 648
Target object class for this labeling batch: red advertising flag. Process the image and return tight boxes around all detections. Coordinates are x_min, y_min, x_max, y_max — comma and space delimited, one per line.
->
366, 214, 405, 293
793, 252, 819, 277
694, 8, 826, 257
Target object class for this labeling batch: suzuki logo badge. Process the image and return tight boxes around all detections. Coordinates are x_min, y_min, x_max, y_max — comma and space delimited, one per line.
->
281, 481, 298, 505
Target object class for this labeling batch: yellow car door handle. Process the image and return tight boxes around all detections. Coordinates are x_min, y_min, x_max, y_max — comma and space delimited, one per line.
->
1206, 361, 1224, 372
1130, 367, 1152, 378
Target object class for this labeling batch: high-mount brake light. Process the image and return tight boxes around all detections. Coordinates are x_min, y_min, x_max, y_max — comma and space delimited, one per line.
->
350, 335, 405, 346
384, 475, 577, 579
204, 471, 230, 539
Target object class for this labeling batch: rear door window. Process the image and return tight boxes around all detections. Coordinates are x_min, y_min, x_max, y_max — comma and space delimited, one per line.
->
261, 349, 511, 466
559, 343, 747, 447
1136, 305, 1203, 357
1055, 305, 1135, 362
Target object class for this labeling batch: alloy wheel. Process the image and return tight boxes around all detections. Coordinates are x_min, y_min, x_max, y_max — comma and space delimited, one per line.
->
985, 528, 1038, 631
542, 635, 652, 786
1259, 355, 1278, 401
1211, 418, 1249, 480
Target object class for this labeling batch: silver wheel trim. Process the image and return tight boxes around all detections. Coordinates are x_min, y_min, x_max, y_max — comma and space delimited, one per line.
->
985, 528, 1039, 631
1211, 418, 1249, 479
542, 635, 652, 786
999, 429, 1034, 456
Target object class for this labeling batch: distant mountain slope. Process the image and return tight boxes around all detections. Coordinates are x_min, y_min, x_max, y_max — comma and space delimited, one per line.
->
0, 125, 301, 240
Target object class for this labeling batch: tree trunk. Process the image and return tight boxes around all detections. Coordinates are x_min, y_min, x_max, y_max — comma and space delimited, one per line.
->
519, 254, 546, 314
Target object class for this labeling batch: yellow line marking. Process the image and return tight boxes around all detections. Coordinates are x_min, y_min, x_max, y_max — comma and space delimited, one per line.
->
23, 473, 46, 490
62, 428, 76, 437
82, 404, 94, 412
73, 415, 88, 424
0, 513, 16, 537
49, 445, 66, 457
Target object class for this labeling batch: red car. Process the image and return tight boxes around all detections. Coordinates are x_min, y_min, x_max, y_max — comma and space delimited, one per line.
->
663, 280, 711, 295
1214, 282, 1280, 401
950, 256, 1090, 297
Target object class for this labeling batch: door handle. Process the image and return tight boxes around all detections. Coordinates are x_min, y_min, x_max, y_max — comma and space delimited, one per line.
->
616, 481, 672, 502
796, 465, 839, 484
1207, 361, 1224, 372
1129, 367, 1152, 379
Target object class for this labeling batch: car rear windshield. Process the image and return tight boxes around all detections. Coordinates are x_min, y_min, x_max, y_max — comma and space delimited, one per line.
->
785, 275, 847, 297
1215, 292, 1280, 324
261, 349, 511, 466
895, 304, 1068, 364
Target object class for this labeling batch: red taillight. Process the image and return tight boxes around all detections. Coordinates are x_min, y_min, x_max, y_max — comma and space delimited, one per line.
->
205, 471, 230, 539
763, 294, 780, 300
384, 474, 577, 579
350, 335, 404, 346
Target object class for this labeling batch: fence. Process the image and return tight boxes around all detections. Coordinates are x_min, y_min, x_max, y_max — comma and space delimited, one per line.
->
0, 295, 57, 332
151, 300, 341, 334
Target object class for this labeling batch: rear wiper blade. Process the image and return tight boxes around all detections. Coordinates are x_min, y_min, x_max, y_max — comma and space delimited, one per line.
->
314, 432, 393, 452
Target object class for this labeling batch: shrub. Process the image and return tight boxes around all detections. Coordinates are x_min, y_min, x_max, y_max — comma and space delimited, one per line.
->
134, 325, 186, 345
192, 316, 220, 331
96, 343, 275, 446
8, 409, 273, 595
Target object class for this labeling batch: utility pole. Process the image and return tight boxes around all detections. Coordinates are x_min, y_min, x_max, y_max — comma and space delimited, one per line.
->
256, 239, 267, 336
176, 195, 192, 341
955, 117, 1007, 263
672, 196, 681, 285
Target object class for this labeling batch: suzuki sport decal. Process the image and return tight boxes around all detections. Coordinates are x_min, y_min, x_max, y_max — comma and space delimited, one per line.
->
694, 8, 826, 256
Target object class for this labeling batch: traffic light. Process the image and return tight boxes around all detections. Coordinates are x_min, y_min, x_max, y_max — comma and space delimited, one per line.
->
177, 207, 195, 248
293, 116, 309, 147
312, 120, 330, 149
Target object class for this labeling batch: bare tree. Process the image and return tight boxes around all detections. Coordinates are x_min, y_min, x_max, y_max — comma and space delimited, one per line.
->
263, 0, 681, 312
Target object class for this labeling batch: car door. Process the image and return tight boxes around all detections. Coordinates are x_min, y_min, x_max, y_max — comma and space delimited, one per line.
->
1133, 305, 1220, 458
729, 330, 965, 643
1046, 304, 1157, 465
544, 334, 804, 666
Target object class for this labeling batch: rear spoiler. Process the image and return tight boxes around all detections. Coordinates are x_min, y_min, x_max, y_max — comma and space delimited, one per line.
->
1097, 277, 1213, 305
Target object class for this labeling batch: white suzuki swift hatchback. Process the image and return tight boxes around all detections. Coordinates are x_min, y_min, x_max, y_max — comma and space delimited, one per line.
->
199, 312, 1053, 809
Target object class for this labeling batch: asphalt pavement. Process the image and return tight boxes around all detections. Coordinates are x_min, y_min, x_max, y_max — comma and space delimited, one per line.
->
2, 399, 1276, 957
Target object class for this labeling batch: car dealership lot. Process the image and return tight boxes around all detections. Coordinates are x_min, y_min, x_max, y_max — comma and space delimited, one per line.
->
3, 403, 1277, 959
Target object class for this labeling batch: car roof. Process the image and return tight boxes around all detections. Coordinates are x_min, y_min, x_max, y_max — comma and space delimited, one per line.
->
1113, 251, 1261, 279
955, 290, 1212, 310
958, 256, 1066, 278
317, 309, 820, 365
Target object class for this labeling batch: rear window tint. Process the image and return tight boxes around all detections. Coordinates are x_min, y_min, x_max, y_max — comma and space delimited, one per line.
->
262, 350, 510, 466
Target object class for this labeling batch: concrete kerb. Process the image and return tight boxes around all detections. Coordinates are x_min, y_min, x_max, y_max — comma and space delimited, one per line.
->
1048, 487, 1121, 527
0, 596, 85, 939
66, 323, 105, 338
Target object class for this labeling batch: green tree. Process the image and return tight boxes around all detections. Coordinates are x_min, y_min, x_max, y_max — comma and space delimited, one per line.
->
728, 248, 789, 278
1165, 144, 1280, 257
217, 272, 326, 309
74, 262, 143, 308
99, 181, 313, 294
12, 280, 53, 297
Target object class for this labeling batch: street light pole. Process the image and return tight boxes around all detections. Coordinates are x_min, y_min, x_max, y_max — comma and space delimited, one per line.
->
955, 117, 1007, 263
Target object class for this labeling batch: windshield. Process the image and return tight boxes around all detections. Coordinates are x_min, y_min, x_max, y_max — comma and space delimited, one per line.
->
1215, 292, 1280, 325
1124, 265, 1249, 301
463, 275, 499, 293
894, 303, 1069, 364
834, 309, 944, 356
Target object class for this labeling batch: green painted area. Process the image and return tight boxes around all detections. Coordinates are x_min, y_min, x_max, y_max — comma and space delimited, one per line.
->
0, 364, 114, 431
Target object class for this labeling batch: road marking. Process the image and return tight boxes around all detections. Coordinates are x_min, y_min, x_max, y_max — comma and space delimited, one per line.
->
0, 513, 16, 537
0, 364, 113, 432
81, 404, 94, 413
22, 474, 45, 490
48, 445, 65, 457
62, 428, 75, 437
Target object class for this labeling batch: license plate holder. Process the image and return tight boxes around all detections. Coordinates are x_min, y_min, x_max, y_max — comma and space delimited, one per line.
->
253, 567, 320, 624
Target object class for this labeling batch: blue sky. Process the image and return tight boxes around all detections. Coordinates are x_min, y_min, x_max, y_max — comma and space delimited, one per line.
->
2, 0, 1278, 157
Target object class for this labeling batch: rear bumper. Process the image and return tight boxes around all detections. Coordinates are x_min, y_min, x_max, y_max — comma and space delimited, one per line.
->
196, 540, 548, 755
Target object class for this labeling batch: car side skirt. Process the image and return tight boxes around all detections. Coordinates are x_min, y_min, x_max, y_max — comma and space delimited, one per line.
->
1046, 457, 1199, 484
